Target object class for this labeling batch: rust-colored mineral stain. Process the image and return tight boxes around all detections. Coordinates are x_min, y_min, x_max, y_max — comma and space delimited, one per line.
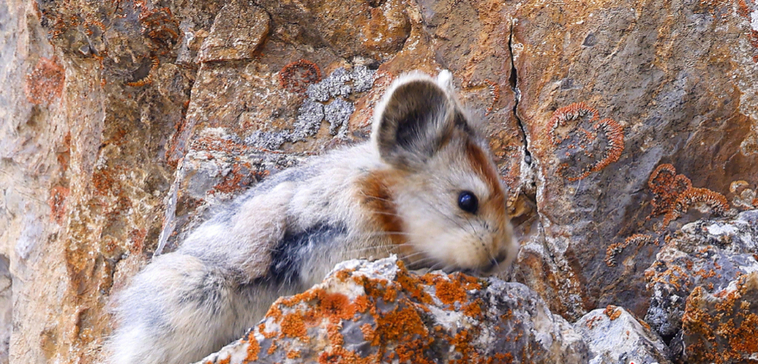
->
49, 186, 70, 224
25, 57, 65, 105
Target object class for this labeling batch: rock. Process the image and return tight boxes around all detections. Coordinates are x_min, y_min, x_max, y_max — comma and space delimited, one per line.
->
0, 258, 10, 363
509, 0, 758, 321
196, 3, 270, 63
681, 272, 758, 363
197, 256, 590, 364
645, 211, 758, 342
575, 305, 671, 364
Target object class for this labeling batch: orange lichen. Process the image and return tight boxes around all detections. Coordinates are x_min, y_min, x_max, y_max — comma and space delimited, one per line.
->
280, 312, 307, 341
286, 350, 301, 359
591, 118, 624, 173
603, 305, 622, 320
125, 56, 159, 87
191, 135, 298, 155
127, 228, 147, 254
605, 234, 652, 267
318, 292, 357, 321
647, 164, 728, 229
138, 7, 180, 53
662, 187, 729, 227
463, 299, 483, 318
548, 103, 624, 181
279, 59, 322, 94
435, 279, 468, 305
245, 333, 260, 361
682, 274, 758, 363
49, 186, 70, 224
209, 162, 265, 196
25, 57, 65, 105
244, 260, 516, 363
547, 102, 599, 145
585, 314, 602, 329
371, 305, 427, 345
648, 164, 692, 219
266, 340, 277, 355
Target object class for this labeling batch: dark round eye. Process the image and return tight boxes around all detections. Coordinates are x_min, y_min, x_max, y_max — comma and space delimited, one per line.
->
457, 191, 478, 214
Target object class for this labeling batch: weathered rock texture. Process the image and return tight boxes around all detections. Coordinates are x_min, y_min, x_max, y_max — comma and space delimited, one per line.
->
574, 305, 671, 364
1, 0, 758, 362
681, 272, 758, 363
198, 257, 589, 364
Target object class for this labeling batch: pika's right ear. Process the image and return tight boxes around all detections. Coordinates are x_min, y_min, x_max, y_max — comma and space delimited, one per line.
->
372, 73, 455, 169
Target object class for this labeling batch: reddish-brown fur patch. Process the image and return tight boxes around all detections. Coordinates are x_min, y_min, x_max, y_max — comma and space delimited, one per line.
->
465, 140, 506, 207
355, 171, 408, 252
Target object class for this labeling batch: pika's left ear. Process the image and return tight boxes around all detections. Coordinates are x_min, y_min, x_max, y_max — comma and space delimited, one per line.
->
372, 72, 462, 169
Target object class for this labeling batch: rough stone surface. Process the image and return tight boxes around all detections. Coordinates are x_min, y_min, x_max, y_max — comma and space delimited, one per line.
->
197, 256, 590, 364
681, 272, 758, 363
644, 211, 758, 344
0, 258, 10, 364
196, 2, 270, 63
1, 0, 757, 362
575, 306, 671, 364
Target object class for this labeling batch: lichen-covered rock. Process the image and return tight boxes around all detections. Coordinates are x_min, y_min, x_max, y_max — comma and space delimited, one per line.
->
645, 210, 758, 342
681, 272, 758, 364
575, 305, 671, 364
197, 257, 590, 364
510, 0, 758, 321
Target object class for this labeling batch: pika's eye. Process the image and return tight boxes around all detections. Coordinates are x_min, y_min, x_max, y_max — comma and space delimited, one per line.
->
457, 191, 478, 214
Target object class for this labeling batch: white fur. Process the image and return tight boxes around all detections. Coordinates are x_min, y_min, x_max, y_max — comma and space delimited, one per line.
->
107, 70, 516, 364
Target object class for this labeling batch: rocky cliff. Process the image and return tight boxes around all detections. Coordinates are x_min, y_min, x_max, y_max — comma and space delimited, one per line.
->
1, 0, 757, 362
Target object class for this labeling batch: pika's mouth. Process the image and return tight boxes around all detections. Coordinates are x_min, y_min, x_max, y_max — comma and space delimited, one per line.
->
401, 250, 508, 277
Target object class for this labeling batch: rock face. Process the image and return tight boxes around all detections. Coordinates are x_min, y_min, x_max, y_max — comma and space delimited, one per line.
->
1, 0, 757, 363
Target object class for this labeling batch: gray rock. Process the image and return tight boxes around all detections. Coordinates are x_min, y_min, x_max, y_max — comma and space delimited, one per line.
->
575, 306, 671, 364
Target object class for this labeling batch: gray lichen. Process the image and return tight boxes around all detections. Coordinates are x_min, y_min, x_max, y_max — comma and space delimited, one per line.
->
245, 65, 376, 150
324, 98, 354, 139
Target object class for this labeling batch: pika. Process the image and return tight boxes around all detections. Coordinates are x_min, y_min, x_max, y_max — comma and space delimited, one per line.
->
107, 70, 517, 364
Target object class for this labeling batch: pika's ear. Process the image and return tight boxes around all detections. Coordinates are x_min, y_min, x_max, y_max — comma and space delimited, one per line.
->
372, 72, 460, 168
